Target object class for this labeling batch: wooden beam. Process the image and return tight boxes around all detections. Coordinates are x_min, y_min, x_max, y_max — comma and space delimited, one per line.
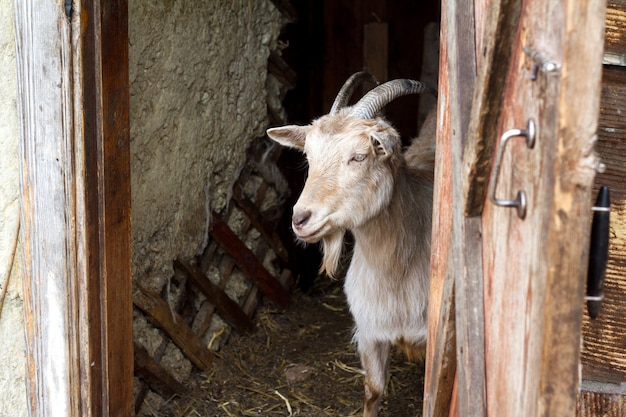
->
81, 0, 133, 415
210, 211, 291, 308
134, 285, 214, 371
174, 259, 255, 334
15, 0, 133, 416
134, 343, 188, 399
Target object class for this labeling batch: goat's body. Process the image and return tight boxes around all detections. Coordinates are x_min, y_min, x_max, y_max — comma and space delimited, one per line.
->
266, 75, 436, 417
346, 152, 433, 416
346, 165, 432, 345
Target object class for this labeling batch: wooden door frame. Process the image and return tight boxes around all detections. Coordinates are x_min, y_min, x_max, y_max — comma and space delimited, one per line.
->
15, 1, 133, 416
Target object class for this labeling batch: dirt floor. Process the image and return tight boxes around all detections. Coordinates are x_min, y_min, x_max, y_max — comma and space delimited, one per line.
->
150, 277, 425, 417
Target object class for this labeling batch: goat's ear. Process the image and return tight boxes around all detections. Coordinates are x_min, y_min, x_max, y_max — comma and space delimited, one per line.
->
266, 125, 309, 150
370, 132, 394, 157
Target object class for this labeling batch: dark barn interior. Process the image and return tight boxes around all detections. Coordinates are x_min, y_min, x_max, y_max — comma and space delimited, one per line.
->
277, 0, 441, 290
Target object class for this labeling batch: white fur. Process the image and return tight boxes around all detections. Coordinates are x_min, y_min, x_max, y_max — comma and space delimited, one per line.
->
267, 107, 435, 417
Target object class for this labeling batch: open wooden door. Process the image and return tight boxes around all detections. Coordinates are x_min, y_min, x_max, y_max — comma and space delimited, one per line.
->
424, 0, 607, 416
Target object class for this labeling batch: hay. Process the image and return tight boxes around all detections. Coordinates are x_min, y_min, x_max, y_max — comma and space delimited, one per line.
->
138, 278, 425, 417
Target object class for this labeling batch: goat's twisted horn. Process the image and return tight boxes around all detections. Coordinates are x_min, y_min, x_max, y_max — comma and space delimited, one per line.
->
349, 79, 437, 120
330, 71, 379, 115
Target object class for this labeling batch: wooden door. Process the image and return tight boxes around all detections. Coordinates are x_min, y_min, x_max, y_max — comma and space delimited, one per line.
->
424, 1, 607, 416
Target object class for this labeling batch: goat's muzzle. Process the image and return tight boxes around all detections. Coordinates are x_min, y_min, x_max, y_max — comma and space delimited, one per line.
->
292, 209, 311, 229
292, 208, 326, 242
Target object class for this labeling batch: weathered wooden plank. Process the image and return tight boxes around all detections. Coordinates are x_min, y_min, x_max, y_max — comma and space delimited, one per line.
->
577, 389, 626, 417
580, 66, 626, 384
462, 0, 522, 216
15, 2, 78, 415
133, 343, 188, 399
86, 1, 134, 415
422, 2, 457, 416
604, 0, 626, 65
174, 259, 255, 334
537, 2, 606, 416
441, 1, 489, 416
210, 211, 290, 308
242, 269, 294, 317
480, 1, 606, 417
134, 285, 214, 371
16, 1, 133, 416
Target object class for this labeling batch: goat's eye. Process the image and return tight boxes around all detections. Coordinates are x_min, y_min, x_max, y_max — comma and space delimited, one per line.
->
350, 153, 367, 163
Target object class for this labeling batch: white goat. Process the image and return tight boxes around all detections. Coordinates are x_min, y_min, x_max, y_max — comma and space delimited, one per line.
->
267, 72, 436, 417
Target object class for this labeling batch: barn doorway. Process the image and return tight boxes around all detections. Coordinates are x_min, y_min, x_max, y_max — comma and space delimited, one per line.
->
131, 0, 443, 415
131, 0, 441, 415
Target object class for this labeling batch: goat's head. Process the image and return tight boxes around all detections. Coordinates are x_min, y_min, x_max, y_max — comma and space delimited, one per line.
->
267, 75, 436, 275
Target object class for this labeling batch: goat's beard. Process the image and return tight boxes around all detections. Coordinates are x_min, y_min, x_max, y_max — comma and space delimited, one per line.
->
320, 231, 345, 278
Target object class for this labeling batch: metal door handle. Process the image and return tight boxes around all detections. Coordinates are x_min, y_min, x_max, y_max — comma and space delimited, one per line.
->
586, 186, 610, 319
488, 119, 536, 219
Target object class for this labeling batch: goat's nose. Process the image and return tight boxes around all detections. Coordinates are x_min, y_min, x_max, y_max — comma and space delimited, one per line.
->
292, 210, 312, 228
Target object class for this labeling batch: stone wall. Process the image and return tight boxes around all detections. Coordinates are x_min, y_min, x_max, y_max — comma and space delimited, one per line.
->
128, 1, 288, 409
129, 0, 286, 292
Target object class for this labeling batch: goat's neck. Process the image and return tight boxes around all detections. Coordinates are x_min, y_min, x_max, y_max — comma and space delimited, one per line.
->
351, 165, 432, 275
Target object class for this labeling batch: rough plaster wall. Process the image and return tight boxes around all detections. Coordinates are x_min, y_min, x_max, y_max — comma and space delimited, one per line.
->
0, 0, 28, 415
129, 0, 284, 291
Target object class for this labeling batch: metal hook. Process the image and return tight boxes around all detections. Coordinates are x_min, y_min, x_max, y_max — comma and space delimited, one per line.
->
488, 119, 536, 219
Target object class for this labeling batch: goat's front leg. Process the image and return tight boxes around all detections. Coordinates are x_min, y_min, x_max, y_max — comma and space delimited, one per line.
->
359, 338, 391, 417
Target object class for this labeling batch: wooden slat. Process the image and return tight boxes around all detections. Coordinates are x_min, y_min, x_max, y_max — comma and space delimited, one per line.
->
133, 343, 188, 399
581, 66, 626, 384
174, 259, 255, 334
210, 211, 290, 308
440, 1, 489, 416
423, 4, 457, 416
134, 286, 214, 371
577, 390, 626, 417
604, 0, 626, 65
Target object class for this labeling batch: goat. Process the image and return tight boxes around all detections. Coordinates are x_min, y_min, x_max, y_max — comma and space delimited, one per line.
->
266, 72, 436, 417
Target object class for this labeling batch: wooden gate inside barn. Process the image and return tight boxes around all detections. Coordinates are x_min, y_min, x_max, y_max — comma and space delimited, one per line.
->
424, 0, 626, 416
